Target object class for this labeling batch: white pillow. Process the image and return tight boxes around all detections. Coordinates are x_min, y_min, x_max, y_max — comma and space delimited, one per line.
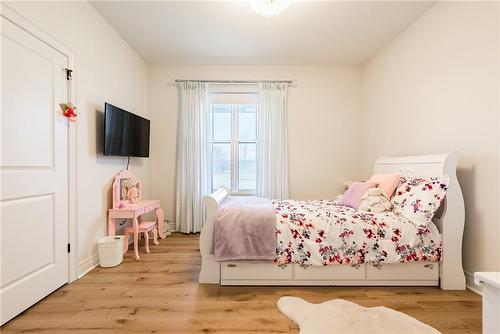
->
391, 175, 449, 224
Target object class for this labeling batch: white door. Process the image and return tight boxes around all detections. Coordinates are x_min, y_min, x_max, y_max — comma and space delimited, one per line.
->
1, 17, 69, 325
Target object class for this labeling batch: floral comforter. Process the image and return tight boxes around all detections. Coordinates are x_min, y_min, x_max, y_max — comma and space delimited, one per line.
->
274, 200, 441, 266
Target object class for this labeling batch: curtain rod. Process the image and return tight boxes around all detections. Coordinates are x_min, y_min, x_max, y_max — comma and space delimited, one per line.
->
172, 79, 296, 86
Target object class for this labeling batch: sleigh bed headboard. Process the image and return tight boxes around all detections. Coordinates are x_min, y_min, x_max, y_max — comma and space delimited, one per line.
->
374, 151, 465, 289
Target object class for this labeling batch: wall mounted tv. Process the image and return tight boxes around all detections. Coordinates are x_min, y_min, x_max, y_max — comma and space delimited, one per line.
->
103, 103, 150, 157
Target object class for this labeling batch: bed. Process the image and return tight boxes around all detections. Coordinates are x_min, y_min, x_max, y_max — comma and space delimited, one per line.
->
199, 152, 466, 290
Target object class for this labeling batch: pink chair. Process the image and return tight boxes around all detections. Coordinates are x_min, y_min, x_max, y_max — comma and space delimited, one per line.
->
123, 221, 159, 254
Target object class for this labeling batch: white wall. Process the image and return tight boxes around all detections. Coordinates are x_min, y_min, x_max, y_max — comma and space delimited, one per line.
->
362, 1, 500, 280
5, 2, 150, 276
149, 65, 363, 223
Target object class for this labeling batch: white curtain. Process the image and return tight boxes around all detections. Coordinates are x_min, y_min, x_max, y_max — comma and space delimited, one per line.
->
256, 82, 289, 199
175, 82, 211, 233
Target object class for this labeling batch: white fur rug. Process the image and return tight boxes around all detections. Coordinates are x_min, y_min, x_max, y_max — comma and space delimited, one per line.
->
278, 297, 441, 334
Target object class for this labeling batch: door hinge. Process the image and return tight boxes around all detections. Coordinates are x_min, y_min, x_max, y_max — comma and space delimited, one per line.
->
65, 68, 73, 81
67, 243, 71, 253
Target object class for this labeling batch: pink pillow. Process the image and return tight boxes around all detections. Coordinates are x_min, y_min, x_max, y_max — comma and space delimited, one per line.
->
337, 182, 377, 208
368, 173, 400, 198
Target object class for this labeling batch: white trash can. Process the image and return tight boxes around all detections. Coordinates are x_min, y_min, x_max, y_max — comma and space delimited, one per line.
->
98, 236, 124, 267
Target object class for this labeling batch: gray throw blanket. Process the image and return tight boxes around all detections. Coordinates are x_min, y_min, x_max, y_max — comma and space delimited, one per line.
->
210, 196, 277, 261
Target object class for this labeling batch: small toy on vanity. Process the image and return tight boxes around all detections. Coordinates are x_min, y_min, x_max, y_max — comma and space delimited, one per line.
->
126, 179, 140, 203
112, 170, 142, 209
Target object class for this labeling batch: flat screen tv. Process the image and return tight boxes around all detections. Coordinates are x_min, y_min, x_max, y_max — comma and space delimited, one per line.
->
103, 103, 150, 157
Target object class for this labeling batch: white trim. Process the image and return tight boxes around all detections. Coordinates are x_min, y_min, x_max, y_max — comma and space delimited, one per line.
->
168, 221, 177, 233
465, 271, 483, 295
1, 4, 79, 283
78, 255, 99, 279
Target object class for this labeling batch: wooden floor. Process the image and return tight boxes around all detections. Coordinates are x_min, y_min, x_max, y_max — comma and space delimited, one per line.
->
2, 233, 481, 333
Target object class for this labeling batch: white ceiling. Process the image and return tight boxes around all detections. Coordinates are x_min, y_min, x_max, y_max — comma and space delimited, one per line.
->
91, 1, 435, 65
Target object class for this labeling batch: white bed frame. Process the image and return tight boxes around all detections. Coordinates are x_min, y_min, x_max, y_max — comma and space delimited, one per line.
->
199, 152, 466, 290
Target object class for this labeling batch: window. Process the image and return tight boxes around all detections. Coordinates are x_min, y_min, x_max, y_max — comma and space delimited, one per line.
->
210, 93, 258, 194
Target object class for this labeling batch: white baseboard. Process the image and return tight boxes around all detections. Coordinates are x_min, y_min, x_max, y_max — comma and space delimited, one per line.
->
77, 237, 140, 279
78, 254, 99, 278
168, 221, 177, 233
465, 270, 482, 295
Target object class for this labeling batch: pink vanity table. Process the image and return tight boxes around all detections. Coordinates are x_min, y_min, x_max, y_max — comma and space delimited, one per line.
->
108, 171, 166, 260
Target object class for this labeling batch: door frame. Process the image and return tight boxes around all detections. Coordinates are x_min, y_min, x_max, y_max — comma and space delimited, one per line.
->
1, 4, 79, 282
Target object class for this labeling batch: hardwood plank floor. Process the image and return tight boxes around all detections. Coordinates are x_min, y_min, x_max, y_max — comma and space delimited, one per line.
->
2, 233, 481, 333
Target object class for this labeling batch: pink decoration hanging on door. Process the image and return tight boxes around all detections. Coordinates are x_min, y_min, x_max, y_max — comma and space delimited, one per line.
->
59, 103, 77, 122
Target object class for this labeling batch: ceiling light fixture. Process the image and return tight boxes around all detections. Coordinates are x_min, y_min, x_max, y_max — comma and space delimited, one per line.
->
249, 0, 291, 18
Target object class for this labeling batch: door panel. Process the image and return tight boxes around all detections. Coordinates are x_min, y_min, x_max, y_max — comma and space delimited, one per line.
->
1, 194, 54, 287
1, 17, 69, 325
1, 35, 54, 168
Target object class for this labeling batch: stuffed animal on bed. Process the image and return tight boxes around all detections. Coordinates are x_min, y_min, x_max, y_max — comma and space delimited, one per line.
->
358, 188, 393, 213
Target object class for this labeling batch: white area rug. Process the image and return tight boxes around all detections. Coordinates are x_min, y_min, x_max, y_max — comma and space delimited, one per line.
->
278, 296, 441, 334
